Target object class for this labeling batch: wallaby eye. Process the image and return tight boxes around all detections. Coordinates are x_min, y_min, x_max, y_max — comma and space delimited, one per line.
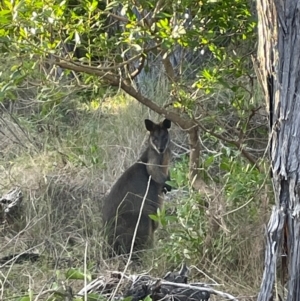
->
153, 138, 158, 143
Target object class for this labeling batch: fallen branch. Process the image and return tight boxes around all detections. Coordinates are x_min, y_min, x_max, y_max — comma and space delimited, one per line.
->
0, 188, 23, 225
78, 264, 238, 301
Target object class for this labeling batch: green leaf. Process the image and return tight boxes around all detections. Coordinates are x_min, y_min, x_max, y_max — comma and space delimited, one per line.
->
18, 297, 31, 301
149, 214, 159, 221
156, 18, 169, 29
65, 268, 92, 281
18, 290, 34, 301
79, 293, 106, 301
88, 0, 98, 12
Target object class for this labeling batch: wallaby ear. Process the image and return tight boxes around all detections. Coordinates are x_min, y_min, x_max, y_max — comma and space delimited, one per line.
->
145, 119, 155, 131
162, 119, 171, 129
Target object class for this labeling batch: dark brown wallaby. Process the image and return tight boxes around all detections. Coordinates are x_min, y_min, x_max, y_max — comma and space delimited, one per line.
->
102, 118, 172, 256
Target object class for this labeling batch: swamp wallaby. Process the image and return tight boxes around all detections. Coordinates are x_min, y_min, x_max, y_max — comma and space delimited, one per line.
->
102, 118, 172, 256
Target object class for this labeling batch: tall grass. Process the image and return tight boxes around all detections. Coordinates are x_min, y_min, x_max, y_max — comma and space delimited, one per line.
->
0, 65, 270, 300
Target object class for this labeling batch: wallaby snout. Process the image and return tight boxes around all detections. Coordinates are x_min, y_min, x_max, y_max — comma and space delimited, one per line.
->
158, 147, 165, 153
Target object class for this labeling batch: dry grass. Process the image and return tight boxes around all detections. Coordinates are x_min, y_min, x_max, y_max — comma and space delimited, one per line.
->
0, 84, 186, 298
0, 74, 270, 300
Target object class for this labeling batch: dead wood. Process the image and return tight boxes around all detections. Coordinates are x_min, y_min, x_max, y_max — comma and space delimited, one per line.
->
0, 188, 23, 225
78, 263, 237, 301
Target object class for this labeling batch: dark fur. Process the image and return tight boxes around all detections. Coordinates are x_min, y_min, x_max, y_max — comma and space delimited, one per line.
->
102, 119, 171, 256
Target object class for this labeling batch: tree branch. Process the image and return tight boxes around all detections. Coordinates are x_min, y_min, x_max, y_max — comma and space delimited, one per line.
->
52, 56, 261, 171
52, 53, 142, 72
195, 121, 261, 171
130, 54, 146, 80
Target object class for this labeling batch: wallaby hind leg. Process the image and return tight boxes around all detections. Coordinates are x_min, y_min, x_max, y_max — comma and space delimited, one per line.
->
113, 232, 134, 255
112, 213, 154, 256
133, 214, 154, 251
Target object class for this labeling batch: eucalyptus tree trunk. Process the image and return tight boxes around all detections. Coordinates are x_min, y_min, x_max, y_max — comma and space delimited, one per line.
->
257, 1, 300, 301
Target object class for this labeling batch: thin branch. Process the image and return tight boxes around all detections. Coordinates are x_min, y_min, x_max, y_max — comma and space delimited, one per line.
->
105, 11, 152, 28
0, 115, 29, 150
195, 121, 261, 171
238, 106, 262, 144
153, 0, 165, 18
159, 280, 239, 301
0, 103, 39, 151
51, 52, 142, 72
53, 58, 119, 85
51, 42, 161, 76
130, 54, 146, 79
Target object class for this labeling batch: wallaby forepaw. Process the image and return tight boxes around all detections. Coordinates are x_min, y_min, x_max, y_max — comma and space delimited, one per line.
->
163, 184, 172, 194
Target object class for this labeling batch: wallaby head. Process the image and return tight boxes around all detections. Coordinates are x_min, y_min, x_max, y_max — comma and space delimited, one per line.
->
145, 118, 171, 154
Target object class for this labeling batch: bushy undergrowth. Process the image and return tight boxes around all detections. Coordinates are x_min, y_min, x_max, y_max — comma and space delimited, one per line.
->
153, 149, 270, 292
0, 68, 271, 300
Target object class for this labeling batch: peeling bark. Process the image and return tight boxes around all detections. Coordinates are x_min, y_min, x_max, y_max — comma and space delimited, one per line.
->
0, 188, 23, 225
257, 0, 300, 300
